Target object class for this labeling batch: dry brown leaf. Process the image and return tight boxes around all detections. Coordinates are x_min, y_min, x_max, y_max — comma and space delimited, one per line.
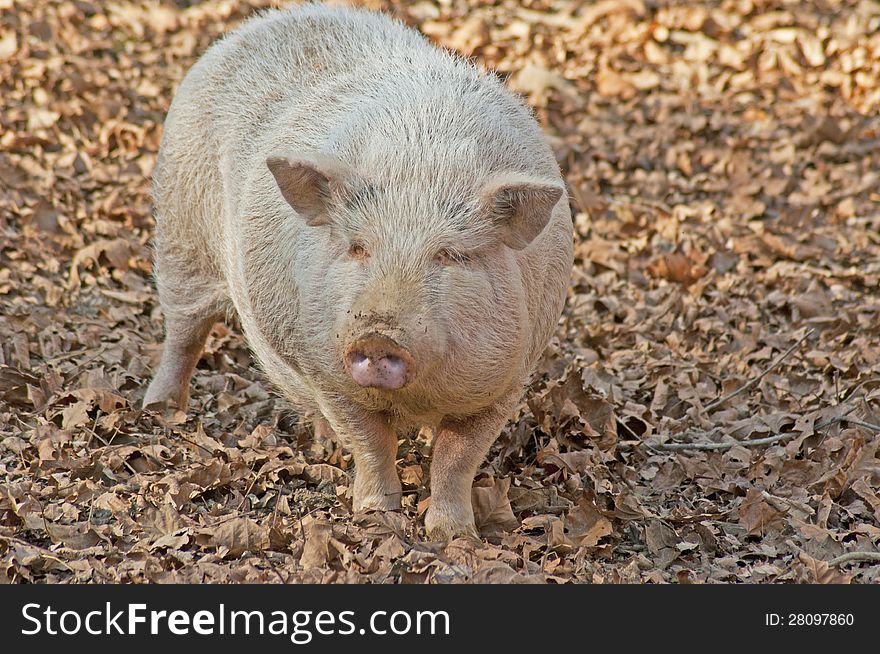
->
796, 552, 852, 584
737, 488, 787, 537
564, 497, 613, 548
198, 517, 271, 558
472, 476, 519, 537
647, 252, 707, 286
300, 520, 334, 570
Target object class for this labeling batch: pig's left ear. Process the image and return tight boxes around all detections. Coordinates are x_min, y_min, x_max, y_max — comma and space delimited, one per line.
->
481, 175, 564, 250
266, 153, 352, 226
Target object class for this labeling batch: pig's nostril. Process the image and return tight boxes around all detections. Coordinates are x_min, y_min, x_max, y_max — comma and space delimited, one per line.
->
375, 354, 403, 376
347, 352, 371, 379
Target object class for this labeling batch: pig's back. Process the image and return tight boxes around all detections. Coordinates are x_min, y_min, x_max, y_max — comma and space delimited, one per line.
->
191, 6, 443, 160
179, 5, 558, 179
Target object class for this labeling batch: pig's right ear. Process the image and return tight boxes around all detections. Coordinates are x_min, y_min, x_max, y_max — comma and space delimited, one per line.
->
480, 174, 564, 250
266, 154, 350, 226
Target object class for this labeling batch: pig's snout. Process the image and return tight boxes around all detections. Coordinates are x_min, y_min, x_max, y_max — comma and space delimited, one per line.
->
344, 334, 414, 390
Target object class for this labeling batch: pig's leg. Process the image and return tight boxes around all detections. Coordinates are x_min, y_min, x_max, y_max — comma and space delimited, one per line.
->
144, 253, 227, 410
324, 407, 402, 511
426, 408, 508, 540
143, 311, 221, 409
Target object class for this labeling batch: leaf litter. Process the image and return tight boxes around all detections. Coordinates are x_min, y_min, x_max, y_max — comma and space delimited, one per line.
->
1, 0, 879, 583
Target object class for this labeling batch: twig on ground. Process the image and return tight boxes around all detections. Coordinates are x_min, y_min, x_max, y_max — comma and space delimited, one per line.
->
703, 330, 813, 413
760, 491, 814, 517
653, 434, 786, 452
842, 419, 880, 433
647, 408, 857, 452
827, 551, 880, 567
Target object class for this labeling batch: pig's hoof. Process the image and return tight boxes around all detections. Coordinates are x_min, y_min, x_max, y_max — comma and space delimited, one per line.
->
424, 512, 479, 542
143, 378, 187, 411
141, 392, 176, 411
353, 493, 401, 512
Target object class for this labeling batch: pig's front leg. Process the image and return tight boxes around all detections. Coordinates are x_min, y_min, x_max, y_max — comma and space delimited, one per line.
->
325, 407, 402, 512
144, 313, 220, 410
425, 407, 509, 540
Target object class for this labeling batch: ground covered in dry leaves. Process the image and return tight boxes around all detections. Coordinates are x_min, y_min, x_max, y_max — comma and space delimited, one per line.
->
1, 0, 879, 584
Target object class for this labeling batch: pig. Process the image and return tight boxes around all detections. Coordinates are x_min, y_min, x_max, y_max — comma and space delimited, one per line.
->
143, 4, 573, 540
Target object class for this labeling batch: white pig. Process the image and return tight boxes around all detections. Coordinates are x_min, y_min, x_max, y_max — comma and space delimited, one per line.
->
144, 4, 573, 540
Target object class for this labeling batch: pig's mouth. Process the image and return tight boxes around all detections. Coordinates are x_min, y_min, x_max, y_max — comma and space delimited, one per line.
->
343, 333, 415, 391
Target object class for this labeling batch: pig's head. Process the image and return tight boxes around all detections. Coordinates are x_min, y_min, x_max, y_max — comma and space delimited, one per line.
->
266, 152, 563, 410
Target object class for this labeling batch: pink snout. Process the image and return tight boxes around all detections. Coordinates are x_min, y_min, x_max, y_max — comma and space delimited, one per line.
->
344, 334, 414, 390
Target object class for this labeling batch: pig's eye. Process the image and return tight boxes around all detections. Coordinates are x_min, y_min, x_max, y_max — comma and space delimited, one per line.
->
434, 248, 468, 266
348, 243, 369, 260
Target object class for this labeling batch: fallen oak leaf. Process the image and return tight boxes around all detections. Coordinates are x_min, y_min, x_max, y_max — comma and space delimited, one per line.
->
795, 552, 852, 584
68, 238, 134, 290
737, 488, 786, 537
647, 251, 707, 286
300, 520, 334, 569
472, 476, 519, 537
564, 496, 613, 548
196, 516, 270, 558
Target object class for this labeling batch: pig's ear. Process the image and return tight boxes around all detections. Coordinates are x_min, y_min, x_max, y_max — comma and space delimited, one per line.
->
481, 175, 564, 250
266, 154, 351, 226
